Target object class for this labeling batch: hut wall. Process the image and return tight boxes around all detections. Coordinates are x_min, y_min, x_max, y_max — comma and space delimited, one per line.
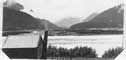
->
2, 48, 37, 59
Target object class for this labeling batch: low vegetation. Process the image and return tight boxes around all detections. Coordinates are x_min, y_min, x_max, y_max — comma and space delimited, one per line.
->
47, 46, 123, 60
47, 46, 97, 58
102, 47, 123, 58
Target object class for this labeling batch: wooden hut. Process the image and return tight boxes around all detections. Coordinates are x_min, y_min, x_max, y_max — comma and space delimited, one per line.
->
2, 34, 46, 59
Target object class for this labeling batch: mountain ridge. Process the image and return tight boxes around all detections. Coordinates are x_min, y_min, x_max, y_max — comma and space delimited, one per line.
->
55, 17, 83, 28
3, 7, 44, 31
70, 4, 124, 29
36, 18, 63, 30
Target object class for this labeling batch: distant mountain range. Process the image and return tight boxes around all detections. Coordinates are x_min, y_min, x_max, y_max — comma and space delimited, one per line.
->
70, 4, 124, 29
36, 18, 62, 30
55, 17, 83, 28
3, 4, 124, 36
3, 7, 63, 36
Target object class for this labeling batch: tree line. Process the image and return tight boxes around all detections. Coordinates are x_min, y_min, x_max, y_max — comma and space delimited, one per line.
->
47, 46, 123, 58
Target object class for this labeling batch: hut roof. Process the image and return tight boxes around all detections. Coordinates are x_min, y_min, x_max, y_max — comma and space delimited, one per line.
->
3, 34, 43, 48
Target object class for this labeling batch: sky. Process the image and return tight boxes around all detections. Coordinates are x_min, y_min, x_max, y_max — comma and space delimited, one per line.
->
5, 0, 124, 22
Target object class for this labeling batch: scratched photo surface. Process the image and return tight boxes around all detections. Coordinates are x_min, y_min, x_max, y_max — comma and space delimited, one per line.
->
2, 0, 124, 60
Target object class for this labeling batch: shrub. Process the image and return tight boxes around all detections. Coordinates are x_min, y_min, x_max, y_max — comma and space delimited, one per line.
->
69, 46, 97, 58
102, 47, 123, 58
47, 45, 58, 57
47, 46, 97, 58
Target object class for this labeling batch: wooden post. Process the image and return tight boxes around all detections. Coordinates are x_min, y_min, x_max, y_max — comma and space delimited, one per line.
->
41, 30, 48, 59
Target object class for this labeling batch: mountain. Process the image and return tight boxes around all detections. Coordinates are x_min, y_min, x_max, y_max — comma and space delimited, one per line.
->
55, 17, 83, 28
83, 13, 98, 22
36, 18, 62, 30
3, 0, 24, 10
71, 4, 124, 29
3, 7, 44, 32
